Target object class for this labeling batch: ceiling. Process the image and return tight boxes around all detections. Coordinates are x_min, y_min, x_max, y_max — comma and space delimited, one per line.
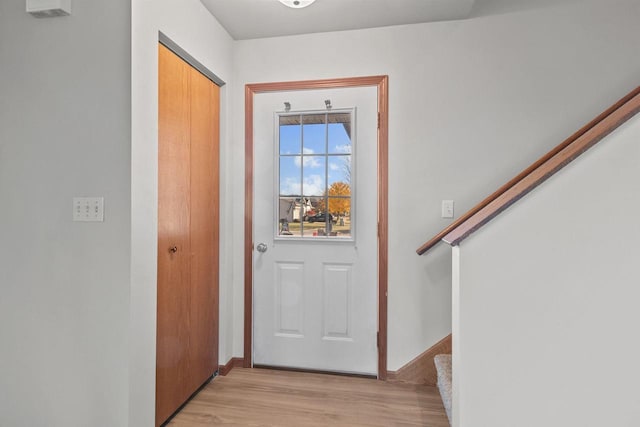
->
200, 0, 477, 40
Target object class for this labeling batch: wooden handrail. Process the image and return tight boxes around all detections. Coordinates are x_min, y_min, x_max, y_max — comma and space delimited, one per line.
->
417, 85, 640, 255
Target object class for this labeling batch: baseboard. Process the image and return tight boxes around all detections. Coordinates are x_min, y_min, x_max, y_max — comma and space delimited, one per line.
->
218, 357, 245, 376
387, 334, 452, 386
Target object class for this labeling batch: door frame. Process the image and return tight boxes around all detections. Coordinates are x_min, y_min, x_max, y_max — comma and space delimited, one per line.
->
244, 76, 389, 379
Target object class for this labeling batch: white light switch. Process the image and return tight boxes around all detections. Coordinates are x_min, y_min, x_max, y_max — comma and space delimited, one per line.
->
73, 197, 104, 222
442, 200, 454, 218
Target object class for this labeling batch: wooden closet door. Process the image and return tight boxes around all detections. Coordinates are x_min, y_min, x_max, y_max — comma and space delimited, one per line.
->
188, 61, 220, 391
157, 43, 220, 426
157, 44, 192, 426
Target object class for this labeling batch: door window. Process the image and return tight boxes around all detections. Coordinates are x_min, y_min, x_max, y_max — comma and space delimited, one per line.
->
277, 110, 353, 239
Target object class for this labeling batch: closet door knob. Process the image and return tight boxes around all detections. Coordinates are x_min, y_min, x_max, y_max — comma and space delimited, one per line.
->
170, 246, 178, 253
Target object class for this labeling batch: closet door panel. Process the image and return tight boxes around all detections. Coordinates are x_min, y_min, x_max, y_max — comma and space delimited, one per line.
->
157, 42, 221, 427
157, 44, 192, 426
188, 67, 220, 389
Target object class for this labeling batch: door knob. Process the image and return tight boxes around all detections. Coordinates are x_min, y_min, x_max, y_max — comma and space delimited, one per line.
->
170, 246, 178, 253
256, 243, 268, 253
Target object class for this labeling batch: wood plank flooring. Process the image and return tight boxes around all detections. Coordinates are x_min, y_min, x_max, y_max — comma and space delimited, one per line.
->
167, 368, 449, 426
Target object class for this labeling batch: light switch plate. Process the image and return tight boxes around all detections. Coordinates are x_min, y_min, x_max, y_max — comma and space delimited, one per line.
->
73, 197, 104, 222
442, 200, 454, 218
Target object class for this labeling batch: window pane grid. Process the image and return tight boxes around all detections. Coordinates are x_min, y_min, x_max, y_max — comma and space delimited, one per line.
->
278, 110, 352, 239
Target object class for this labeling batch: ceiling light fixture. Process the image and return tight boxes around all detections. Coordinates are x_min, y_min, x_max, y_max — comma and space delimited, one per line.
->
278, 0, 316, 9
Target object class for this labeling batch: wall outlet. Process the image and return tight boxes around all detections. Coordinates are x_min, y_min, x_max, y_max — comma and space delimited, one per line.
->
73, 197, 104, 222
442, 200, 454, 218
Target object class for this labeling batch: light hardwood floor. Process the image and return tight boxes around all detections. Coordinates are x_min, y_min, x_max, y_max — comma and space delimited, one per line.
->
168, 368, 449, 426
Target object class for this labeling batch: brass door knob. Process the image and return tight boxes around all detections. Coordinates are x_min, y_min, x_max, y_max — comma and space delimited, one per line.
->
170, 246, 178, 253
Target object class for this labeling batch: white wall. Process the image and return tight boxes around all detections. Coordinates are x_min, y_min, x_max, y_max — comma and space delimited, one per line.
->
131, 0, 234, 425
231, 0, 640, 370
2, 0, 639, 424
454, 113, 640, 426
0, 1, 131, 426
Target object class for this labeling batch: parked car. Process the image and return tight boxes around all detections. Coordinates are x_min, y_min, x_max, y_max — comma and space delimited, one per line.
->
302, 209, 316, 222
308, 212, 335, 223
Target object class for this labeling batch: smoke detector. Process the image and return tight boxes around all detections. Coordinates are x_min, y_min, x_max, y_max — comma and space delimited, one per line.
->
27, 0, 71, 18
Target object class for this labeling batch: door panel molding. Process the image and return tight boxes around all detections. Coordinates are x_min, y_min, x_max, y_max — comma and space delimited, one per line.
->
274, 261, 306, 337
322, 263, 353, 341
244, 76, 389, 379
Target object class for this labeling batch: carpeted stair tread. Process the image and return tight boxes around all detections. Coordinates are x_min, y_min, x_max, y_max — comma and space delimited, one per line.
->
434, 354, 452, 425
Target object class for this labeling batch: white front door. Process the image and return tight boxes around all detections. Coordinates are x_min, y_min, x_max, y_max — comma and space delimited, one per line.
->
253, 86, 378, 375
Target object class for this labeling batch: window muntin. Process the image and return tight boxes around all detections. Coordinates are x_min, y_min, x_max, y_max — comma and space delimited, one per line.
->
277, 110, 353, 240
